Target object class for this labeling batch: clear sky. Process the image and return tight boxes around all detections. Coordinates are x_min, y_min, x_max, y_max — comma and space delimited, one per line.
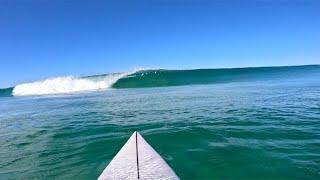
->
0, 0, 319, 88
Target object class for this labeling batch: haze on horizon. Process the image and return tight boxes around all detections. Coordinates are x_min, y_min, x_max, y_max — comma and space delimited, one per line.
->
0, 0, 319, 88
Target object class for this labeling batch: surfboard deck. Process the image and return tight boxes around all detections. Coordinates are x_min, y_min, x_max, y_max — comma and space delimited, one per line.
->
98, 131, 179, 180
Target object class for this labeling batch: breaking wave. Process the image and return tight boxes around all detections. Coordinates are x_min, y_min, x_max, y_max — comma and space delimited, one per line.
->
0, 65, 319, 97
12, 71, 133, 96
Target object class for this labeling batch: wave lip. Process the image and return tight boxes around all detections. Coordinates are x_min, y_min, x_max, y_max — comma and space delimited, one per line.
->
12, 72, 133, 96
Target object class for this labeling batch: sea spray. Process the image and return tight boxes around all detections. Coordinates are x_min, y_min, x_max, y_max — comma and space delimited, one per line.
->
12, 71, 134, 96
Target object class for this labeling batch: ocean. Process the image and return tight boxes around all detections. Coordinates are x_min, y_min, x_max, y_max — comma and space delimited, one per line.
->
0, 65, 320, 179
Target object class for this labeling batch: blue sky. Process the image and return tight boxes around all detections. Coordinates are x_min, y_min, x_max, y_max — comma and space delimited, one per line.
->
0, 0, 319, 88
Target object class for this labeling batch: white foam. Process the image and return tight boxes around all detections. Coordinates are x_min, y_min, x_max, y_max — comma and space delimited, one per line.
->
12, 72, 133, 96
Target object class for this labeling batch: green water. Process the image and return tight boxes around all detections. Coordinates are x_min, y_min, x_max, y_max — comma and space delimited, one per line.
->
113, 65, 320, 88
0, 66, 320, 179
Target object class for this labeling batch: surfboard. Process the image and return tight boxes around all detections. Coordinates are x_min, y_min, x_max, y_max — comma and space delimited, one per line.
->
98, 131, 179, 180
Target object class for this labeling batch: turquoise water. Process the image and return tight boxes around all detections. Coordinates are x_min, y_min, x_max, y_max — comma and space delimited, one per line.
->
0, 65, 320, 179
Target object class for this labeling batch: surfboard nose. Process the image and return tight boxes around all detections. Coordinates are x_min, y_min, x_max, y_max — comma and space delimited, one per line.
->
98, 131, 179, 180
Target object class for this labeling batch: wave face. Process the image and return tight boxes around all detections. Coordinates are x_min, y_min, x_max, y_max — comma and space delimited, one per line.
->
112, 65, 320, 88
12, 72, 131, 96
0, 65, 319, 97
0, 87, 14, 97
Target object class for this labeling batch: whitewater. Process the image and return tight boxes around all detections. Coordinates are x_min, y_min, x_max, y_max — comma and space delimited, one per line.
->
12, 71, 135, 96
